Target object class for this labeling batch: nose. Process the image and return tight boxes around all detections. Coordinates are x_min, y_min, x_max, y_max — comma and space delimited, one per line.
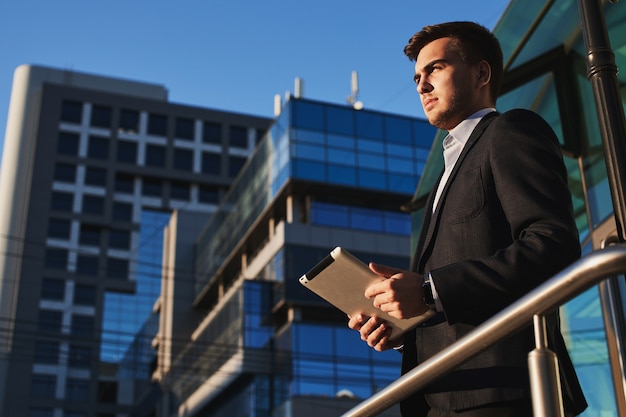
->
417, 77, 432, 94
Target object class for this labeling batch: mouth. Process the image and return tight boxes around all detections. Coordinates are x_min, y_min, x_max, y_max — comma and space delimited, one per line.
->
422, 97, 437, 111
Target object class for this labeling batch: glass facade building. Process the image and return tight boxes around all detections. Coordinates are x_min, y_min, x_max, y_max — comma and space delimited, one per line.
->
152, 97, 437, 416
406, 2, 626, 416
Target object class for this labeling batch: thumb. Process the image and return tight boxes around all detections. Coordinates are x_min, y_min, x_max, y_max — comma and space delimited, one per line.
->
369, 262, 403, 278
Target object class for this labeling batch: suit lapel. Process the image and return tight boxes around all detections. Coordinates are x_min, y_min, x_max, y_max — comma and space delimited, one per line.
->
415, 112, 499, 272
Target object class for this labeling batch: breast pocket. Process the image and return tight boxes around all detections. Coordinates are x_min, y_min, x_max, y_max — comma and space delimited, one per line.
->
443, 167, 486, 224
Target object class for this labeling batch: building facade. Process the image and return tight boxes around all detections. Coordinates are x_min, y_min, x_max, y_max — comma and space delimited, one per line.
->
0, 65, 272, 417
151, 96, 437, 416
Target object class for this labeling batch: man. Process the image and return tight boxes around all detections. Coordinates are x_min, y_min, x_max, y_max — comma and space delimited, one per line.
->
348, 22, 587, 416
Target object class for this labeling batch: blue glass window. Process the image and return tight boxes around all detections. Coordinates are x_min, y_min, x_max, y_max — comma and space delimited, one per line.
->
311, 202, 349, 228
54, 163, 76, 183
293, 101, 324, 131
91, 105, 112, 128
117, 140, 137, 164
358, 152, 385, 169
119, 109, 139, 133
358, 169, 386, 189
327, 133, 355, 149
291, 143, 325, 162
293, 160, 325, 182
326, 106, 354, 135
385, 116, 413, 145
356, 111, 383, 139
328, 148, 356, 166
57, 132, 79, 155
45, 248, 67, 270
87, 136, 109, 160
328, 165, 357, 186
351, 208, 384, 232
388, 173, 417, 195
48, 218, 71, 239
85, 167, 106, 187
294, 128, 325, 145
76, 255, 98, 276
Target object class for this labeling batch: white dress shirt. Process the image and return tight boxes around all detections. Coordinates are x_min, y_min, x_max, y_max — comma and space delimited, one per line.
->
428, 108, 496, 311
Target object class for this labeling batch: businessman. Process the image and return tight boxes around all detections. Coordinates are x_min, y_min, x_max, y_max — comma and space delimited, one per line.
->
348, 22, 587, 416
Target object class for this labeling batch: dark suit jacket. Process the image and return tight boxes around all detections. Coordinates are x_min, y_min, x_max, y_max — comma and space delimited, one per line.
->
400, 109, 587, 416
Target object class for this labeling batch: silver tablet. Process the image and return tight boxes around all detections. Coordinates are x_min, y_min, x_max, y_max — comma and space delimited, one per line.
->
299, 247, 436, 341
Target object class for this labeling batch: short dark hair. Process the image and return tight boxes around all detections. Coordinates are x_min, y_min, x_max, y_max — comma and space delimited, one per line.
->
404, 21, 503, 102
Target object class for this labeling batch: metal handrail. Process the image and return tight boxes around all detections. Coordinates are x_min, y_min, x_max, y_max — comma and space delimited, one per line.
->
342, 244, 626, 416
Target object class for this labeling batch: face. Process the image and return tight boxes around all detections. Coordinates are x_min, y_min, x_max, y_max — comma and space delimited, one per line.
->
414, 37, 485, 131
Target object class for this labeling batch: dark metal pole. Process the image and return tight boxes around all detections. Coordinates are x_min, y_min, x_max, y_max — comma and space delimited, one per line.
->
578, 0, 626, 240
578, 0, 626, 414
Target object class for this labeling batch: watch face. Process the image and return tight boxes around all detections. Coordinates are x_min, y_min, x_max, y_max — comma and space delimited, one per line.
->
423, 281, 435, 306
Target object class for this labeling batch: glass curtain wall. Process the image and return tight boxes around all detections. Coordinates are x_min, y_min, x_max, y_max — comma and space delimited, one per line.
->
410, 1, 626, 415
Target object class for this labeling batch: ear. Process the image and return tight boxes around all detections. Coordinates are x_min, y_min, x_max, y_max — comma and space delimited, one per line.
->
476, 60, 491, 89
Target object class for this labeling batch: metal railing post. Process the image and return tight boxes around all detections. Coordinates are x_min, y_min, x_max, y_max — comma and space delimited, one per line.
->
528, 314, 565, 417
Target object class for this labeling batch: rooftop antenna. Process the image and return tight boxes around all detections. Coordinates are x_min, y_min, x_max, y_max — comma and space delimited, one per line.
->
347, 70, 363, 110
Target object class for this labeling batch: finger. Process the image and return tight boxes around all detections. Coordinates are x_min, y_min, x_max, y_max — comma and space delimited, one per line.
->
367, 322, 393, 351
359, 316, 383, 341
347, 314, 365, 330
369, 262, 403, 278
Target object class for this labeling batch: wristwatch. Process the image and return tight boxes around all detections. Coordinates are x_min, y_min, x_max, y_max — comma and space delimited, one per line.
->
422, 276, 435, 307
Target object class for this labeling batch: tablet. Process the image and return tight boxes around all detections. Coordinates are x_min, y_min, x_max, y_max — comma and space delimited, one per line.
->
299, 247, 436, 340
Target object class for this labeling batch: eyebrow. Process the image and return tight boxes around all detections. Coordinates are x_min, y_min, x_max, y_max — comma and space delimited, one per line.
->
414, 58, 449, 82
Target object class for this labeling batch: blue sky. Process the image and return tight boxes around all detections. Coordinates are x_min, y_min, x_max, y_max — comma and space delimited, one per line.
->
0, 1, 510, 161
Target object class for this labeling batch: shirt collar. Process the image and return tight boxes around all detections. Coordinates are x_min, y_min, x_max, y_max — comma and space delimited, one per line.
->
448, 108, 496, 145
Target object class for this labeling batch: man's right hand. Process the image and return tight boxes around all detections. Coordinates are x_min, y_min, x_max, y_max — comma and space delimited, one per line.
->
347, 313, 396, 352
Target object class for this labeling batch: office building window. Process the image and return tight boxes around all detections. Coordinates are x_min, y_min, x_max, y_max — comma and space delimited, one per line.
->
173, 148, 193, 171
54, 162, 76, 183
108, 229, 131, 250
147, 113, 167, 136
198, 184, 220, 203
51, 191, 73, 212
203, 121, 221, 144
31, 374, 56, 399
116, 140, 137, 163
229, 156, 247, 178
115, 173, 134, 194
87, 136, 109, 160
71, 315, 94, 338
119, 109, 139, 133
91, 105, 112, 128
112, 202, 133, 221
142, 177, 162, 197
38, 310, 63, 334
256, 128, 266, 145
48, 218, 71, 240
76, 255, 99, 277
85, 166, 107, 187
98, 380, 117, 404
57, 131, 80, 156
79, 224, 101, 246
65, 412, 87, 417
82, 195, 104, 215
68, 344, 92, 368
175, 117, 194, 140
41, 278, 65, 301
229, 125, 248, 148
34, 341, 60, 364
145, 144, 166, 167
74, 284, 96, 306
60, 100, 82, 124
170, 181, 190, 201
106, 258, 128, 280
45, 248, 67, 270
201, 152, 221, 175
65, 378, 89, 402
28, 408, 54, 417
